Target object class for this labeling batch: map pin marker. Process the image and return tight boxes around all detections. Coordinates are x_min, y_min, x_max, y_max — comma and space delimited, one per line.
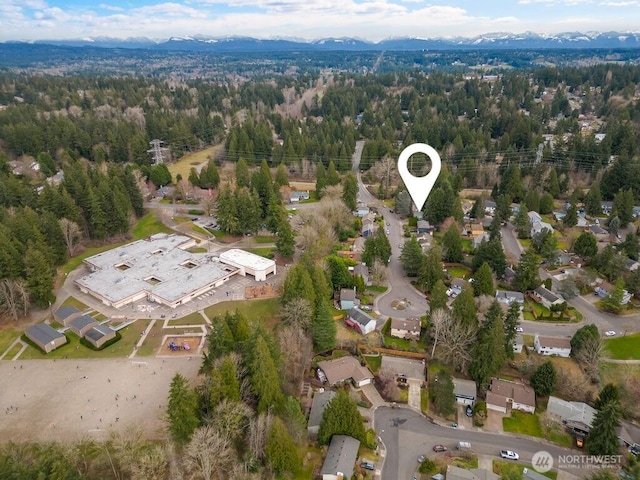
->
397, 143, 442, 211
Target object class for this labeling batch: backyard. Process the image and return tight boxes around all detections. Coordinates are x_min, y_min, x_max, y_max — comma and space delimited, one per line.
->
603, 333, 640, 360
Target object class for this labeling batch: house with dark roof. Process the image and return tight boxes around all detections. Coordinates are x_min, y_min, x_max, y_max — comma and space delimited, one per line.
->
446, 465, 500, 480
353, 263, 370, 286
546, 396, 596, 433
54, 306, 81, 326
453, 378, 477, 406
317, 356, 373, 387
588, 224, 609, 241
495, 290, 524, 308
339, 288, 356, 310
417, 220, 433, 234
321, 435, 360, 480
289, 190, 309, 203
25, 323, 67, 353
84, 324, 116, 349
487, 377, 535, 414
534, 335, 571, 358
533, 286, 564, 309
344, 307, 376, 335
308, 390, 336, 437
361, 218, 376, 237
68, 315, 98, 337
390, 317, 421, 340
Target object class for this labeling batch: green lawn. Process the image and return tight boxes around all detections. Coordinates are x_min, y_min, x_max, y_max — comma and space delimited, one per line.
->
168, 312, 208, 326
247, 247, 275, 258
494, 461, 557, 480
604, 333, 640, 360
2, 342, 23, 360
19, 320, 150, 359
447, 265, 472, 279
367, 285, 388, 293
61, 296, 89, 311
136, 320, 165, 357
461, 239, 473, 253
204, 298, 279, 326
502, 411, 543, 437
363, 354, 381, 373
383, 335, 418, 351
254, 235, 276, 244
519, 238, 532, 248
421, 388, 428, 414
191, 224, 210, 236
0, 329, 22, 358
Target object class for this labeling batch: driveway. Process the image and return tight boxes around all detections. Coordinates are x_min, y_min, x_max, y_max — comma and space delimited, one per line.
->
380, 356, 426, 380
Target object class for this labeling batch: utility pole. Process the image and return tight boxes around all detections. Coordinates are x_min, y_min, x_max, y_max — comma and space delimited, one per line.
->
147, 139, 165, 165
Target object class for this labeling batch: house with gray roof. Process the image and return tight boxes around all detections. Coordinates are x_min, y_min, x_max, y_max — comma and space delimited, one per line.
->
345, 307, 376, 335
353, 263, 370, 286
25, 323, 67, 353
84, 324, 117, 349
513, 335, 524, 354
68, 315, 98, 337
446, 465, 500, 480
546, 396, 596, 433
308, 390, 336, 436
321, 435, 360, 480
534, 335, 571, 358
317, 356, 373, 387
453, 378, 477, 406
339, 288, 356, 310
533, 286, 564, 309
390, 317, 421, 340
54, 306, 82, 326
495, 290, 524, 308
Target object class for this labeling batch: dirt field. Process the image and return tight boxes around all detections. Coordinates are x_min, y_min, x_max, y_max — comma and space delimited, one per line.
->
0, 357, 200, 443
245, 285, 277, 299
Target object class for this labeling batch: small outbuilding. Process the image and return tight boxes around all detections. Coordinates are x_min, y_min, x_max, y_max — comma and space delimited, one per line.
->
25, 323, 67, 353
84, 324, 117, 349
54, 306, 81, 326
68, 315, 98, 337
344, 307, 376, 335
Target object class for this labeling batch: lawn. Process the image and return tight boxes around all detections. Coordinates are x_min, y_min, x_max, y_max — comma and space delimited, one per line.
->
253, 235, 277, 244
61, 296, 89, 311
447, 265, 472, 279
367, 285, 388, 293
19, 320, 150, 359
363, 354, 381, 373
204, 298, 279, 328
135, 320, 165, 357
167, 145, 221, 180
3, 342, 23, 360
61, 213, 173, 274
461, 239, 473, 253
494, 461, 557, 480
0, 329, 22, 358
604, 333, 640, 360
421, 388, 428, 414
519, 238, 532, 248
502, 411, 543, 437
168, 312, 208, 326
247, 247, 275, 258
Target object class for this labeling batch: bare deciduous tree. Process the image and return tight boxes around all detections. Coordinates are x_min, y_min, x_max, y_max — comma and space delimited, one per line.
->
430, 309, 475, 371
369, 259, 388, 285
370, 157, 398, 189
130, 444, 169, 480
574, 335, 604, 381
554, 367, 594, 403
209, 399, 252, 444
248, 412, 273, 462
378, 367, 402, 402
200, 190, 216, 217
0, 278, 28, 321
280, 298, 313, 331
277, 325, 313, 393
183, 426, 234, 480
59, 218, 82, 257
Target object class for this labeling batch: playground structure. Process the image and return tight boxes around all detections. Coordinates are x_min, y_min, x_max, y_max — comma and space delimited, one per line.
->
160, 334, 204, 356
168, 340, 192, 352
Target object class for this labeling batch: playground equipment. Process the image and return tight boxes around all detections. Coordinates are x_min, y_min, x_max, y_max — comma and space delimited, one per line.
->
168, 339, 192, 351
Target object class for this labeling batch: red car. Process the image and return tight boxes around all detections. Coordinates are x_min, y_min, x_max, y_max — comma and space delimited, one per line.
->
433, 445, 447, 453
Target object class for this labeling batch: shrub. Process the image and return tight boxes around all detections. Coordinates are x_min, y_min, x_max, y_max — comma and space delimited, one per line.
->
419, 458, 437, 474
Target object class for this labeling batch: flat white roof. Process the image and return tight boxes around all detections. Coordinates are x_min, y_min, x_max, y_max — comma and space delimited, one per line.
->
219, 248, 275, 271
76, 234, 238, 304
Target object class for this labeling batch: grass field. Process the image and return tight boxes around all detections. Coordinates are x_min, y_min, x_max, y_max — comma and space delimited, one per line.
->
61, 296, 89, 311
503, 411, 543, 437
254, 235, 277, 244
3, 342, 23, 360
19, 320, 150, 360
247, 247, 275, 258
494, 461, 557, 480
447, 265, 472, 279
136, 320, 165, 357
363, 354, 381, 373
168, 312, 208, 326
204, 298, 280, 328
604, 333, 640, 359
168, 145, 221, 180
0, 330, 22, 358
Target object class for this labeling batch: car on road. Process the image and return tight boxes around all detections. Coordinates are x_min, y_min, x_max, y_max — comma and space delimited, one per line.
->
386, 229, 390, 234
515, 326, 524, 332
386, 222, 390, 226
466, 405, 474, 417
360, 461, 375, 470
500, 450, 519, 460
604, 330, 616, 336
398, 243, 404, 249
433, 445, 447, 453
417, 454, 426, 463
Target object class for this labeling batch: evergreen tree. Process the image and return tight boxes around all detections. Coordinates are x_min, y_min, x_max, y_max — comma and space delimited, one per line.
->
601, 278, 625, 314
452, 286, 477, 328
524, 190, 540, 215
471, 239, 506, 277
208, 356, 241, 408
530, 360, 556, 397
472, 262, 495, 297
275, 217, 295, 259
235, 157, 250, 188
167, 373, 199, 446
429, 279, 449, 312
253, 159, 275, 218
547, 168, 560, 198
613, 188, 634, 227
504, 302, 520, 359
342, 173, 358, 211
488, 213, 503, 241
281, 263, 316, 306
514, 202, 531, 239
206, 316, 235, 359
442, 223, 463, 263
266, 417, 300, 475
574, 232, 598, 258
274, 163, 289, 188
149, 163, 172, 188
539, 193, 555, 215
266, 196, 286, 233
250, 335, 285, 413
584, 184, 603, 216
326, 160, 340, 186
312, 299, 337, 353
420, 245, 444, 292
215, 185, 239, 235
318, 390, 366, 445
235, 187, 261, 234
24, 244, 55, 308
595, 384, 620, 410
469, 300, 505, 389
431, 370, 456, 416
514, 249, 541, 292
400, 236, 424, 277
469, 197, 485, 220
587, 401, 622, 456
315, 162, 327, 198
564, 203, 578, 227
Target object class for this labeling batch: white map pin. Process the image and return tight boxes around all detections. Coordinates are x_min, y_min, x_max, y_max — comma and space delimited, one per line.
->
397, 143, 442, 211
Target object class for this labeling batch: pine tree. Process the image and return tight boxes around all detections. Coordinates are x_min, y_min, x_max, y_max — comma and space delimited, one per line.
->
312, 299, 336, 353
564, 203, 578, 227
250, 335, 284, 413
468, 300, 505, 389
504, 302, 520, 359
431, 370, 456, 416
276, 218, 295, 259
429, 280, 449, 312
235, 157, 250, 188
585, 184, 602, 216
514, 249, 541, 292
266, 417, 299, 474
420, 245, 444, 292
452, 286, 477, 328
587, 401, 622, 456
281, 263, 316, 306
318, 390, 366, 445
315, 162, 327, 198
400, 236, 424, 277
167, 373, 199, 446
472, 262, 494, 297
342, 173, 358, 211
274, 163, 289, 188
515, 202, 531, 239
530, 360, 556, 396
326, 160, 340, 186
442, 223, 463, 263
595, 384, 620, 410
24, 244, 55, 308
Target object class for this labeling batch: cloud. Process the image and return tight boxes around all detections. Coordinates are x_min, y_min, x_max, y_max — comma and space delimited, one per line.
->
599, 0, 639, 5
98, 3, 124, 11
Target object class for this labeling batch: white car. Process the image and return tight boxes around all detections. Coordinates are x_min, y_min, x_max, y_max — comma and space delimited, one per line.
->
500, 450, 519, 460
515, 326, 524, 332
604, 331, 616, 337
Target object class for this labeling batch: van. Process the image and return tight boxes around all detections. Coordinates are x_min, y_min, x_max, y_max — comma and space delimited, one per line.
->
457, 442, 472, 450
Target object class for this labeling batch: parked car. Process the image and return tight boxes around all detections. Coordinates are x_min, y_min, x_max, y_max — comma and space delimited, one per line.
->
417, 454, 426, 463
360, 461, 375, 471
500, 450, 519, 460
465, 405, 473, 417
433, 445, 447, 453
604, 330, 616, 337
515, 326, 524, 332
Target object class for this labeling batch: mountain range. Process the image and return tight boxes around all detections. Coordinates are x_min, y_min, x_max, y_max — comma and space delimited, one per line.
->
6, 31, 640, 52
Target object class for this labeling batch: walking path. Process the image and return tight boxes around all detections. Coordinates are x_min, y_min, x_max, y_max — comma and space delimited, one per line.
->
129, 319, 157, 358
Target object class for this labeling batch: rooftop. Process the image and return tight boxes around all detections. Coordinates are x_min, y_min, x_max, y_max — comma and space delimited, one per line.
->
317, 356, 373, 385
534, 286, 561, 303
347, 307, 375, 327
495, 290, 524, 303
320, 435, 360, 478
453, 378, 477, 399
308, 390, 336, 429
26, 323, 65, 345
76, 234, 239, 304
218, 248, 276, 271
340, 288, 356, 301
489, 377, 535, 407
547, 396, 596, 428
390, 317, 421, 333
536, 335, 571, 350
69, 314, 98, 331
85, 324, 115, 342
54, 306, 80, 320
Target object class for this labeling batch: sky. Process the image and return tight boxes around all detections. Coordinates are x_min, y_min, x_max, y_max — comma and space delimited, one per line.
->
1, 0, 639, 43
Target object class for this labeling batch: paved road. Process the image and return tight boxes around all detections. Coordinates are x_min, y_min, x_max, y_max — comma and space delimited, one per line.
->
375, 407, 587, 480
352, 141, 429, 319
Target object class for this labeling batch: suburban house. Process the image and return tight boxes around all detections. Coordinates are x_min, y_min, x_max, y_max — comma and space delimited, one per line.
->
533, 286, 564, 309
495, 290, 525, 308
601, 201, 613, 215
502, 266, 516, 285
390, 317, 421, 340
353, 263, 371, 286
513, 335, 524, 354
54, 306, 82, 326
68, 314, 99, 337
84, 324, 117, 349
25, 323, 67, 354
344, 307, 376, 335
534, 335, 572, 357
531, 220, 553, 237
339, 288, 356, 310
546, 396, 596, 434
588, 224, 609, 241
486, 377, 535, 414
317, 356, 373, 388
355, 206, 370, 218
446, 465, 500, 480
528, 211, 542, 224
466, 222, 484, 237
453, 378, 477, 406
321, 435, 360, 480
595, 282, 633, 305
307, 390, 336, 436
361, 218, 376, 237
484, 200, 496, 216
449, 278, 468, 297
472, 232, 490, 249
289, 190, 310, 203
417, 220, 433, 234
625, 258, 640, 272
